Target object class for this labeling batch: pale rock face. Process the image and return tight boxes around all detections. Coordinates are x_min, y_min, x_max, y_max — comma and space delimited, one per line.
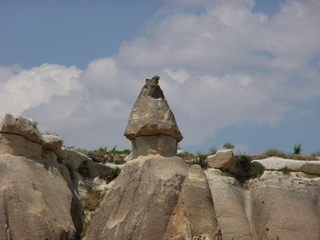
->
0, 154, 82, 239
42, 134, 63, 155
206, 168, 320, 240
130, 135, 178, 159
84, 156, 189, 240
0, 133, 42, 160
0, 113, 44, 144
207, 149, 241, 175
164, 165, 222, 240
124, 76, 183, 144
248, 171, 320, 240
205, 168, 253, 240
252, 157, 320, 175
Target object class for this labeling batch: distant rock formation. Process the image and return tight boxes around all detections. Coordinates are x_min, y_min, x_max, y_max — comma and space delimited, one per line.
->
124, 76, 183, 159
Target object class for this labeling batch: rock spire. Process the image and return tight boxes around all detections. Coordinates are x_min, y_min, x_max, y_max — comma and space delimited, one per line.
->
124, 76, 183, 158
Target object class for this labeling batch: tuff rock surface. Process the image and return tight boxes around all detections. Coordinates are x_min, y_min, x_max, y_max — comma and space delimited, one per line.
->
124, 76, 183, 143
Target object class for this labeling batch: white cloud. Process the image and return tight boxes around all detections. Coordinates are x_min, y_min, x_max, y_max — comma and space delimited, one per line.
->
1, 0, 319, 151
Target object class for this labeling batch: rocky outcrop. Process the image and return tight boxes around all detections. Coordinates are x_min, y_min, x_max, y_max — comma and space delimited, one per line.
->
84, 156, 189, 240
0, 154, 81, 240
164, 165, 222, 240
0, 114, 83, 239
252, 157, 320, 175
124, 76, 183, 159
84, 77, 221, 239
206, 159, 320, 240
207, 149, 236, 172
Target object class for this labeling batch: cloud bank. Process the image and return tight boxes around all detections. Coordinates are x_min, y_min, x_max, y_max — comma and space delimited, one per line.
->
1, 0, 319, 151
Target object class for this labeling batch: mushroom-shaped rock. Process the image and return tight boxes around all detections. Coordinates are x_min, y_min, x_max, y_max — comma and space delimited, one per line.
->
124, 76, 183, 159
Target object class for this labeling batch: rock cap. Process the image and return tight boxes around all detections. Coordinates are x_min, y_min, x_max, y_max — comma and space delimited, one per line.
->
124, 76, 183, 142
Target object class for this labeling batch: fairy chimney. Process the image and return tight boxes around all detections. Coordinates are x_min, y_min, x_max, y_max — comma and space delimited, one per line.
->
124, 76, 183, 159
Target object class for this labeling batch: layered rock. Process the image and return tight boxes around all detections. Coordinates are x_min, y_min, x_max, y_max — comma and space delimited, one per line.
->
0, 154, 81, 240
124, 76, 183, 159
0, 114, 82, 239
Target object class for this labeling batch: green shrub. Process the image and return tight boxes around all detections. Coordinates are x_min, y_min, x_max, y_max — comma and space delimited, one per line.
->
262, 148, 288, 158
81, 179, 99, 191
223, 142, 235, 149
184, 151, 195, 159
311, 150, 320, 157
208, 147, 217, 155
192, 155, 208, 169
293, 143, 303, 155
250, 162, 265, 178
280, 166, 290, 175
235, 154, 251, 173
99, 167, 121, 183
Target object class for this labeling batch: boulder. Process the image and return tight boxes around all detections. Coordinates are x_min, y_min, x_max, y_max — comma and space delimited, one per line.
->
207, 149, 238, 174
164, 165, 222, 240
0, 133, 42, 160
0, 154, 82, 239
252, 157, 320, 175
124, 76, 183, 142
42, 134, 63, 155
83, 156, 189, 240
0, 113, 44, 144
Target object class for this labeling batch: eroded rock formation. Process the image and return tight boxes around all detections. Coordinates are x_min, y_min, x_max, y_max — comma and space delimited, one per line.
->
84, 77, 222, 240
124, 76, 183, 159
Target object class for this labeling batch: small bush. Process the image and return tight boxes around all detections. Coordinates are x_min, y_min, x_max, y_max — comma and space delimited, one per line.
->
261, 148, 289, 159
81, 179, 99, 191
184, 151, 195, 159
223, 142, 235, 149
280, 166, 290, 175
311, 150, 320, 158
250, 162, 265, 178
99, 167, 121, 183
192, 155, 208, 169
235, 154, 251, 173
293, 143, 303, 155
208, 147, 217, 155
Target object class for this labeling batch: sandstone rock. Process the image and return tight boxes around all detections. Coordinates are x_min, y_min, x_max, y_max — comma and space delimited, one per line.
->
131, 135, 178, 159
252, 157, 320, 175
0, 133, 42, 160
42, 134, 63, 155
0, 113, 44, 144
84, 156, 189, 240
164, 165, 222, 240
124, 76, 183, 142
205, 168, 253, 240
248, 171, 320, 240
207, 149, 236, 170
0, 154, 82, 239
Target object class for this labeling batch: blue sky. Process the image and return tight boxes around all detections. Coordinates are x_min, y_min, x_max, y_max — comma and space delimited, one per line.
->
1, 0, 319, 155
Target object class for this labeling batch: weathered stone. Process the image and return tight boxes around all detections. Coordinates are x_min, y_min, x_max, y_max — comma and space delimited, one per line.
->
42, 134, 63, 155
0, 154, 82, 239
130, 135, 178, 159
0, 133, 42, 160
206, 168, 253, 240
207, 149, 236, 170
0, 113, 44, 144
248, 171, 320, 240
124, 76, 183, 142
60, 148, 115, 180
164, 165, 222, 240
252, 157, 320, 175
83, 156, 189, 240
